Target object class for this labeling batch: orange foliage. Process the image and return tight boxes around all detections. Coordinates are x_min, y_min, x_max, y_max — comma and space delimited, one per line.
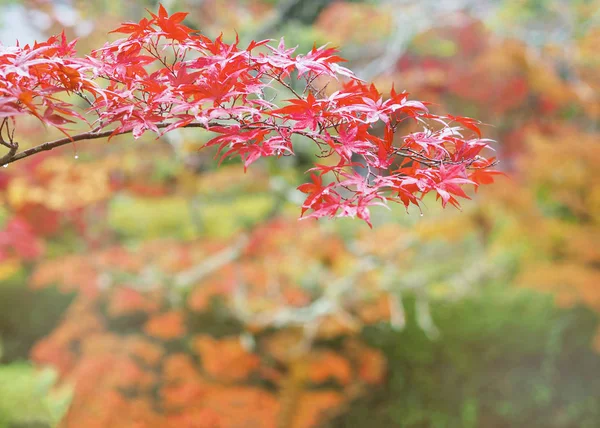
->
143, 311, 186, 340
30, 255, 100, 298
26, 214, 393, 427
354, 346, 387, 385
316, 2, 393, 45
161, 381, 209, 410
165, 408, 221, 428
108, 287, 161, 316
292, 391, 344, 428
315, 314, 361, 339
30, 337, 76, 376
125, 336, 165, 367
201, 386, 279, 428
4, 118, 408, 428
162, 354, 202, 384
192, 335, 260, 382
307, 351, 352, 386
187, 280, 232, 312
357, 295, 392, 325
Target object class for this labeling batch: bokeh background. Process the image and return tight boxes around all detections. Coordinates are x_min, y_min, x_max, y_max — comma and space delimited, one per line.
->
1, 0, 599, 427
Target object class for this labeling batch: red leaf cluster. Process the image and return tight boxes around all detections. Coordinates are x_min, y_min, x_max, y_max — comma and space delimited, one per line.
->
0, 216, 43, 261
0, 5, 498, 225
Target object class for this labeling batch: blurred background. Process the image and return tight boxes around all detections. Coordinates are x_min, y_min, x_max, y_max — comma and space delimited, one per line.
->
1, 0, 599, 427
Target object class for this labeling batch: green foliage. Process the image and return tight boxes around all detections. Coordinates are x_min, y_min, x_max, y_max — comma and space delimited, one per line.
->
107, 193, 275, 239
0, 279, 73, 364
327, 287, 600, 428
0, 363, 71, 428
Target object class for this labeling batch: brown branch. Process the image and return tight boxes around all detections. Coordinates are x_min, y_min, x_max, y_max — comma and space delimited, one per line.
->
1, 117, 495, 176
0, 115, 343, 166
0, 121, 224, 166
174, 234, 249, 289
0, 142, 18, 166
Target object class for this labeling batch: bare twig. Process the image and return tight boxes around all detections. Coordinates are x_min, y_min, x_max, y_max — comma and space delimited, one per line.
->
0, 142, 18, 166
174, 234, 249, 288
0, 121, 234, 166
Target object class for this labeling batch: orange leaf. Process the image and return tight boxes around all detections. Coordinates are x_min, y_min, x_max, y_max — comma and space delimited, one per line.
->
108, 287, 160, 316
161, 382, 208, 410
356, 347, 387, 384
125, 336, 165, 366
291, 391, 343, 428
192, 335, 260, 382
144, 311, 186, 340
307, 351, 352, 386
162, 354, 202, 383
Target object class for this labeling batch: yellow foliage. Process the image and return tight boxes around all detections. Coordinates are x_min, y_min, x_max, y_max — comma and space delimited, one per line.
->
7, 157, 113, 211
316, 2, 393, 45
0, 258, 21, 282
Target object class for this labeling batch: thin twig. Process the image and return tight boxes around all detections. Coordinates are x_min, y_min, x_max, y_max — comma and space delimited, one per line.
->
174, 234, 249, 288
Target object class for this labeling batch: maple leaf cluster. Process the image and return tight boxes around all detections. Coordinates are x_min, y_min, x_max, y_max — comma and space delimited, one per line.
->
0, 5, 499, 225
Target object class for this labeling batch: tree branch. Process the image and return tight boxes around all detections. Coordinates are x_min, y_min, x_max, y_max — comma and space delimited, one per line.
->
0, 118, 334, 166
0, 122, 224, 166
174, 234, 249, 289
0, 142, 18, 167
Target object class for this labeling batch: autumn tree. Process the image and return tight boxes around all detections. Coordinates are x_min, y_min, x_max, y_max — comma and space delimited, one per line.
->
0, 5, 500, 226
